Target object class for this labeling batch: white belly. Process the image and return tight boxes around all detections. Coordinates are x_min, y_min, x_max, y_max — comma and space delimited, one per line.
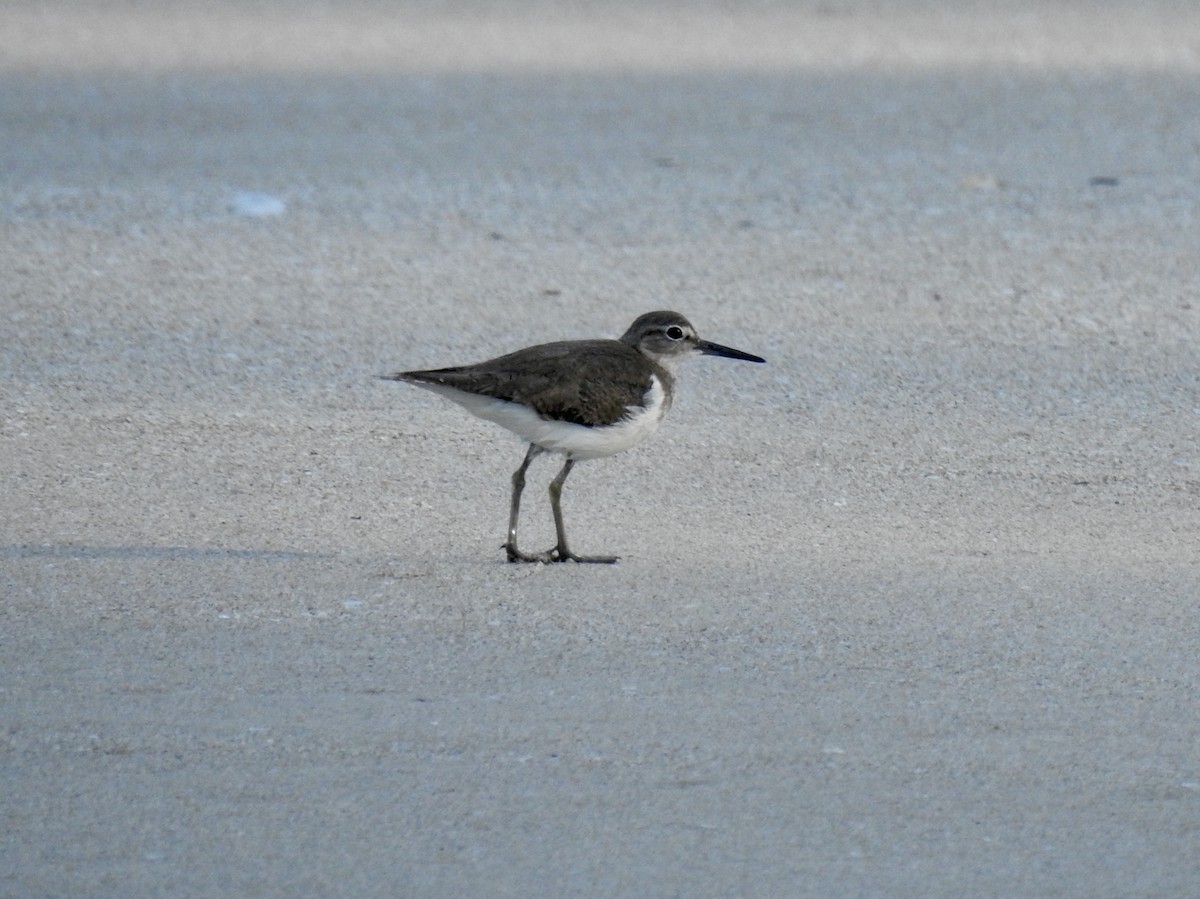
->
421, 375, 669, 460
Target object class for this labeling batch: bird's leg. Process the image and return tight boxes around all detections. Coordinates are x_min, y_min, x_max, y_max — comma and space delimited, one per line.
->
547, 458, 618, 564
505, 445, 554, 563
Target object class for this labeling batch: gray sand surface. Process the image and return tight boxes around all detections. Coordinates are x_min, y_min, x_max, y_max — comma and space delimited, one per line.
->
3, 1, 1199, 895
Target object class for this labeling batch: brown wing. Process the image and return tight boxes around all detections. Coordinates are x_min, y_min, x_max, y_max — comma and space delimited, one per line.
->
396, 339, 658, 427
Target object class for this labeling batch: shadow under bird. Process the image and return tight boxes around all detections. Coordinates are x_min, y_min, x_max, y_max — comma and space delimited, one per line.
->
381, 310, 765, 563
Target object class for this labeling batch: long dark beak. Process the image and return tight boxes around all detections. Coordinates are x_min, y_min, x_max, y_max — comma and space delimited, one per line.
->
697, 339, 766, 364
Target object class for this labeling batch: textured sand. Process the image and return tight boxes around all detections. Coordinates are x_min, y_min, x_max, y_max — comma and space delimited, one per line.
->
3, 2, 1200, 895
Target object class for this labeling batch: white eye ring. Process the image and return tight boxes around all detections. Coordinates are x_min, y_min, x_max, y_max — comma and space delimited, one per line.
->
665, 325, 685, 340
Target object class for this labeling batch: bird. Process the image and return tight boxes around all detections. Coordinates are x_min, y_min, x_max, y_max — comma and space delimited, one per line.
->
381, 310, 765, 563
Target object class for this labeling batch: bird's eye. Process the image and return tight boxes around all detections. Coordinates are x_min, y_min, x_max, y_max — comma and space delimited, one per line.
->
665, 326, 685, 340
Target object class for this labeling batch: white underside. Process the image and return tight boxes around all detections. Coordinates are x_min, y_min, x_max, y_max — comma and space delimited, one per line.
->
415, 375, 668, 460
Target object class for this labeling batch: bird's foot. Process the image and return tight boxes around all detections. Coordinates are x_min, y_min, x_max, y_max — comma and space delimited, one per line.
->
549, 546, 619, 564
504, 544, 618, 564
505, 544, 556, 564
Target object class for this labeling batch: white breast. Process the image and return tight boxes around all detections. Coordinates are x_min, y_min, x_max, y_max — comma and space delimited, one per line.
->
419, 375, 670, 461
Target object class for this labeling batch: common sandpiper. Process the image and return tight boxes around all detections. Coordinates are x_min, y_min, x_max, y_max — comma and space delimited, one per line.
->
382, 310, 765, 563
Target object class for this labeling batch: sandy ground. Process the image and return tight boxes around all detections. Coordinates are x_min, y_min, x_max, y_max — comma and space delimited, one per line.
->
3, 1, 1200, 895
